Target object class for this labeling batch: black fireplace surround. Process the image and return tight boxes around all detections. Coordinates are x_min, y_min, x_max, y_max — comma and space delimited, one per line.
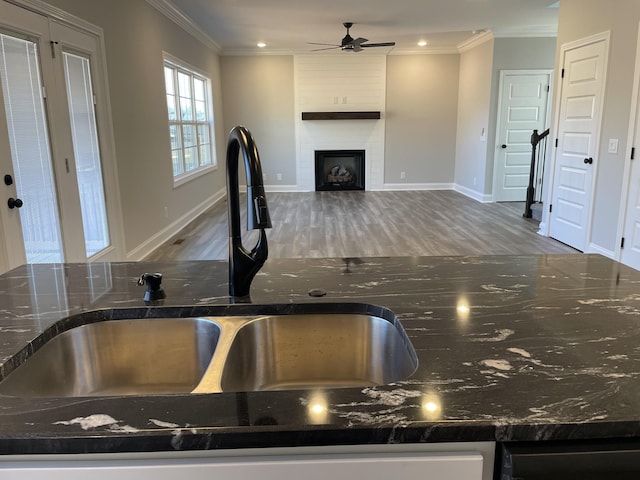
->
314, 150, 365, 191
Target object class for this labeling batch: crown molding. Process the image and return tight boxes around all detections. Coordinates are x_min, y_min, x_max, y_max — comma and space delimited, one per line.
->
221, 46, 462, 57
145, 0, 221, 52
390, 46, 461, 55
493, 30, 558, 39
457, 30, 494, 53
221, 48, 297, 56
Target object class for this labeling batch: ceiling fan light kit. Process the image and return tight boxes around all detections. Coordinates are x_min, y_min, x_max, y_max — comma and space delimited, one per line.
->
309, 22, 395, 52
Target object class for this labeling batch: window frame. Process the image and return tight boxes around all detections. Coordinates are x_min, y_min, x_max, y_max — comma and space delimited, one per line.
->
163, 53, 217, 187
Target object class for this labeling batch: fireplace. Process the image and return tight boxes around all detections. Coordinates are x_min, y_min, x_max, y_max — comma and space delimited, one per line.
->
314, 150, 365, 191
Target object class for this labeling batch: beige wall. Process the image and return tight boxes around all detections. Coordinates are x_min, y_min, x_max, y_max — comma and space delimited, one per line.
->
221, 54, 462, 188
385, 54, 459, 185
220, 56, 296, 186
454, 39, 494, 200
551, 0, 640, 253
44, 0, 226, 257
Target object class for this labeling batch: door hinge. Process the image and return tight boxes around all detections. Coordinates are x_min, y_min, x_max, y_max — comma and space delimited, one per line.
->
93, 94, 97, 105
555, 138, 559, 148
549, 204, 553, 213
561, 68, 565, 78
547, 85, 550, 92
621, 237, 626, 249
41, 86, 47, 99
632, 147, 636, 160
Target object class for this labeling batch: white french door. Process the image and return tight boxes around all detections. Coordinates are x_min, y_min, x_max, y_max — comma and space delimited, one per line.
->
0, 0, 123, 273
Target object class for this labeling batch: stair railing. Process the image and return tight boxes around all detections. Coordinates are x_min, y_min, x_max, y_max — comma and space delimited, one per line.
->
524, 128, 550, 218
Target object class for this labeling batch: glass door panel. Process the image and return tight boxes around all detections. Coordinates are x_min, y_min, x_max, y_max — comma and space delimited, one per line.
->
62, 51, 110, 258
0, 32, 63, 263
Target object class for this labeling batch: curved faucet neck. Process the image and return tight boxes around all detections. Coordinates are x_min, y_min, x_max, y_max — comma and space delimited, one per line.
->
226, 126, 271, 297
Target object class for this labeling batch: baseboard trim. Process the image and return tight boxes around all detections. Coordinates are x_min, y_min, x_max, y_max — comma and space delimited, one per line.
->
454, 184, 493, 203
383, 182, 454, 191
127, 189, 226, 261
265, 184, 301, 192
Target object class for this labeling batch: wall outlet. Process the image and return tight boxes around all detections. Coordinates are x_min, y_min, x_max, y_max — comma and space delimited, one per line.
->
400, 171, 406, 180
333, 96, 338, 104
342, 96, 347, 104
276, 173, 282, 181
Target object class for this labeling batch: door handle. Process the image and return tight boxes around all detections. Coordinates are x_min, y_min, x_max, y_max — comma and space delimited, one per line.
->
501, 144, 507, 149
8, 197, 23, 209
584, 157, 594, 164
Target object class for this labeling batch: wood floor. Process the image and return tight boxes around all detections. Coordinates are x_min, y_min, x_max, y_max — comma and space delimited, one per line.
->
144, 190, 578, 261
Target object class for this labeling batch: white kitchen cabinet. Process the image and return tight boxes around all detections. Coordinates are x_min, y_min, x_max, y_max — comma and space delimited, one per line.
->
0, 442, 494, 480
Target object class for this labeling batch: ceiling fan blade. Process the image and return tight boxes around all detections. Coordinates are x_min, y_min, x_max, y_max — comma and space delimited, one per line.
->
361, 42, 396, 48
351, 37, 368, 45
311, 46, 341, 51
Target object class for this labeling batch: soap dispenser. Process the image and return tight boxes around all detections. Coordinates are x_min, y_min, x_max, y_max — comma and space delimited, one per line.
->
137, 272, 166, 303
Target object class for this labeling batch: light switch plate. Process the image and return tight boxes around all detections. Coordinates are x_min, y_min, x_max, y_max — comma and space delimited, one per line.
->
608, 138, 619, 154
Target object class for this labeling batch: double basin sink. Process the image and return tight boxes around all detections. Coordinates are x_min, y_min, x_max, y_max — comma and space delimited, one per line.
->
0, 304, 418, 397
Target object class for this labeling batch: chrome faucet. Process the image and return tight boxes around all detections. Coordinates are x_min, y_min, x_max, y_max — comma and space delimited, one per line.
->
226, 126, 272, 297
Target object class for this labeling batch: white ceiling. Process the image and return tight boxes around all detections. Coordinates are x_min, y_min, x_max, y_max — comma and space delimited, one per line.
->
163, 0, 559, 55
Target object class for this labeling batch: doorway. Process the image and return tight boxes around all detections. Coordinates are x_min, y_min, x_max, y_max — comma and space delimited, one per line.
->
493, 70, 552, 202
547, 32, 609, 252
0, 0, 124, 273
619, 23, 640, 270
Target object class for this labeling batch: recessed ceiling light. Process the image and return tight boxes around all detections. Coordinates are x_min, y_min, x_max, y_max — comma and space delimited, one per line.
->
257, 42, 266, 48
417, 40, 427, 47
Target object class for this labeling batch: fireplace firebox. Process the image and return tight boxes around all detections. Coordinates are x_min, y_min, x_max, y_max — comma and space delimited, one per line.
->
314, 150, 365, 191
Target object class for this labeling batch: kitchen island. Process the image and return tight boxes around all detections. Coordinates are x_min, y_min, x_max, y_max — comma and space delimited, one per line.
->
0, 254, 639, 473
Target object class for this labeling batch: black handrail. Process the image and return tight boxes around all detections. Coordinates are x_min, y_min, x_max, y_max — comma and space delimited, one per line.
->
524, 128, 550, 218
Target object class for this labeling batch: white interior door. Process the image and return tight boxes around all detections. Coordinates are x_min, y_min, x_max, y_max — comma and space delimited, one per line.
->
494, 71, 551, 202
621, 138, 640, 268
0, 0, 123, 273
620, 28, 640, 270
549, 36, 608, 252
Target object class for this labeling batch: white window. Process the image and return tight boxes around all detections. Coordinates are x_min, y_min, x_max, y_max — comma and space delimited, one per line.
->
163, 54, 216, 184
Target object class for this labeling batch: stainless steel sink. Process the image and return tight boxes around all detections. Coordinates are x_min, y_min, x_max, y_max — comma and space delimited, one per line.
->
215, 314, 417, 392
0, 318, 221, 397
0, 305, 417, 397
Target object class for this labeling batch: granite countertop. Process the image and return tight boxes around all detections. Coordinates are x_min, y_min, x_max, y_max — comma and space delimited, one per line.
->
0, 254, 639, 455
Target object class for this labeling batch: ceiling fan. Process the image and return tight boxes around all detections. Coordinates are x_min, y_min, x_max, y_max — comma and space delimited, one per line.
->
309, 22, 396, 52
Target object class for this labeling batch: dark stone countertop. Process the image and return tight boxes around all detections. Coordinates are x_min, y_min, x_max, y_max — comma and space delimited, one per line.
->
0, 254, 639, 455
